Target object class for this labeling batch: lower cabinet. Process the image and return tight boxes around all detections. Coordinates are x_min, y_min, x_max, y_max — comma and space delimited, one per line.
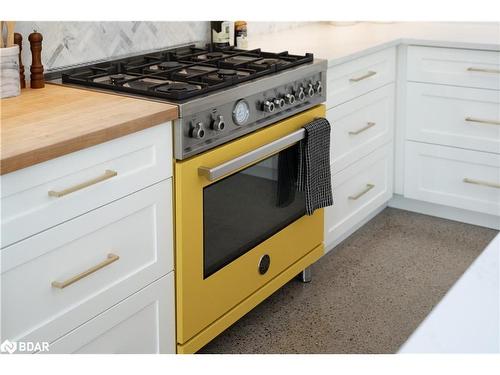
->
404, 141, 500, 216
324, 142, 394, 249
46, 273, 175, 354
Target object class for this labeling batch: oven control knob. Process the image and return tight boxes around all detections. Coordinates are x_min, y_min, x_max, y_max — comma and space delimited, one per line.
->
274, 98, 285, 110
211, 115, 225, 131
191, 122, 205, 139
296, 87, 306, 101
262, 100, 275, 113
284, 93, 295, 105
307, 83, 315, 97
314, 81, 323, 95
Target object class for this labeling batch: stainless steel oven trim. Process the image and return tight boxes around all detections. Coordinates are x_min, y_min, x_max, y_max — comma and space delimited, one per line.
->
198, 128, 305, 181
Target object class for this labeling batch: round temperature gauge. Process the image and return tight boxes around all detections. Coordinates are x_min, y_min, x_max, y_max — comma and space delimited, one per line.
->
232, 99, 250, 126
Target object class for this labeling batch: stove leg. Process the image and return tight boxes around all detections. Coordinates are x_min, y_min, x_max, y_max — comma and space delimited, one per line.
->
297, 266, 312, 283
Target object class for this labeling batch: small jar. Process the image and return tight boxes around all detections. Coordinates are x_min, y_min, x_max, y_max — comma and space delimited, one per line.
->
234, 21, 248, 49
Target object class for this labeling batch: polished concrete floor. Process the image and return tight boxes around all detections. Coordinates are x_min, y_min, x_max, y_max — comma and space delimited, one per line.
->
199, 208, 498, 354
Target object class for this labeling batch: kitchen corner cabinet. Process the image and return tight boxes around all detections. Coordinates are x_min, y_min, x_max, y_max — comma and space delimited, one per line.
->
0, 123, 176, 354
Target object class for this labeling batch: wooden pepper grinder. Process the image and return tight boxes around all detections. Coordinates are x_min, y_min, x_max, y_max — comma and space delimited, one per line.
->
28, 30, 44, 89
14, 32, 26, 89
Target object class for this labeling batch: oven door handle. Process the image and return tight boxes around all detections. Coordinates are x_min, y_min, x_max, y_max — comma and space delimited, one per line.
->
198, 128, 305, 181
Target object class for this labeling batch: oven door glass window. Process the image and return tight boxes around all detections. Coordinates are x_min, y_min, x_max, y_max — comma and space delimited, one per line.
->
203, 144, 305, 278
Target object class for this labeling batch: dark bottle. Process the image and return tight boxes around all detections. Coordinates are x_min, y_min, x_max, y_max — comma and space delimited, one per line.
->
211, 21, 231, 48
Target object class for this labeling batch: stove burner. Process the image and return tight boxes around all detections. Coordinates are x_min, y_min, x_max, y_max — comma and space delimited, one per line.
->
156, 82, 201, 93
158, 61, 182, 70
253, 58, 285, 66
109, 74, 126, 84
217, 69, 237, 77
206, 52, 224, 59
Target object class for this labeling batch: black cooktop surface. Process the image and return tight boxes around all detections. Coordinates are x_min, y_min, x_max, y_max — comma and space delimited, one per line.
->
61, 44, 314, 101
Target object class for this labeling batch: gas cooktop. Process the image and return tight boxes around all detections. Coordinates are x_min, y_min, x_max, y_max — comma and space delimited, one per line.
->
61, 44, 314, 101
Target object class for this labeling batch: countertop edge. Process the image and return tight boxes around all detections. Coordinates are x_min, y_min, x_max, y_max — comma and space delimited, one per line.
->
0, 107, 178, 176
327, 37, 500, 67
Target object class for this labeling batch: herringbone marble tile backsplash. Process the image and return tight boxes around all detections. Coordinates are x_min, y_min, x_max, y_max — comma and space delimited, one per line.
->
16, 21, 211, 71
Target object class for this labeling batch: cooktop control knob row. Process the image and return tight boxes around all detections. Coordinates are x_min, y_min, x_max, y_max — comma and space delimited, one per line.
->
191, 122, 205, 139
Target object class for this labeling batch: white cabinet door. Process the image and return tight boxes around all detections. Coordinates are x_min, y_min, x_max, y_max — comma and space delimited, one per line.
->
407, 46, 500, 90
327, 47, 396, 109
46, 273, 175, 354
406, 82, 500, 154
1, 123, 172, 248
1, 179, 173, 345
325, 143, 394, 249
404, 141, 500, 216
327, 84, 394, 174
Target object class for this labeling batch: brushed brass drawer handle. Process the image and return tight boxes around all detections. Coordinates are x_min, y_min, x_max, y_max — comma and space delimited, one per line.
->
48, 170, 118, 198
349, 122, 376, 135
465, 117, 500, 126
467, 67, 500, 74
51, 253, 120, 289
463, 178, 500, 189
349, 71, 377, 82
348, 183, 375, 200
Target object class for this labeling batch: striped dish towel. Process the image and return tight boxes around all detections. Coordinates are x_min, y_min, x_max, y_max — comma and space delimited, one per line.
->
297, 117, 333, 215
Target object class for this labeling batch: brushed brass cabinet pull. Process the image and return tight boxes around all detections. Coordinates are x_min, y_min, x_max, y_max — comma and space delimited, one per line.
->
48, 170, 118, 198
463, 178, 500, 189
349, 122, 376, 135
467, 67, 500, 74
465, 117, 500, 126
349, 71, 377, 82
348, 183, 375, 200
51, 253, 120, 289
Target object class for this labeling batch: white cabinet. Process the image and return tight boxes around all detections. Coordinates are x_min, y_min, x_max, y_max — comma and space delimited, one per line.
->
324, 48, 396, 250
327, 47, 396, 109
1, 123, 172, 248
46, 273, 175, 354
401, 46, 500, 225
328, 84, 395, 175
1, 179, 173, 345
0, 122, 175, 354
404, 141, 500, 217
407, 46, 500, 90
325, 143, 394, 247
406, 83, 500, 154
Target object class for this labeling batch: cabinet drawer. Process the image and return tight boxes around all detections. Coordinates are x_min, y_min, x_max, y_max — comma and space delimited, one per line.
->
404, 141, 500, 216
327, 84, 394, 174
1, 123, 172, 248
1, 179, 173, 344
326, 47, 396, 109
406, 83, 500, 153
325, 143, 393, 247
407, 46, 500, 90
45, 273, 175, 354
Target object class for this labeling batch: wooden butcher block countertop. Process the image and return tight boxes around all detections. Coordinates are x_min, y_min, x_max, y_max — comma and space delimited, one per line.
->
0, 84, 178, 175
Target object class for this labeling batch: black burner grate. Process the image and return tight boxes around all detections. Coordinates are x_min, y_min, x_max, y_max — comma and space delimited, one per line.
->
61, 44, 314, 100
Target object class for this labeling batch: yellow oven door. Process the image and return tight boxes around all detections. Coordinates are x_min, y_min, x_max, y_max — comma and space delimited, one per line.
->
175, 105, 326, 353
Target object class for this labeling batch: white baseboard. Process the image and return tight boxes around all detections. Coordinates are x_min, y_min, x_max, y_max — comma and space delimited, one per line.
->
388, 194, 500, 230
324, 202, 388, 253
